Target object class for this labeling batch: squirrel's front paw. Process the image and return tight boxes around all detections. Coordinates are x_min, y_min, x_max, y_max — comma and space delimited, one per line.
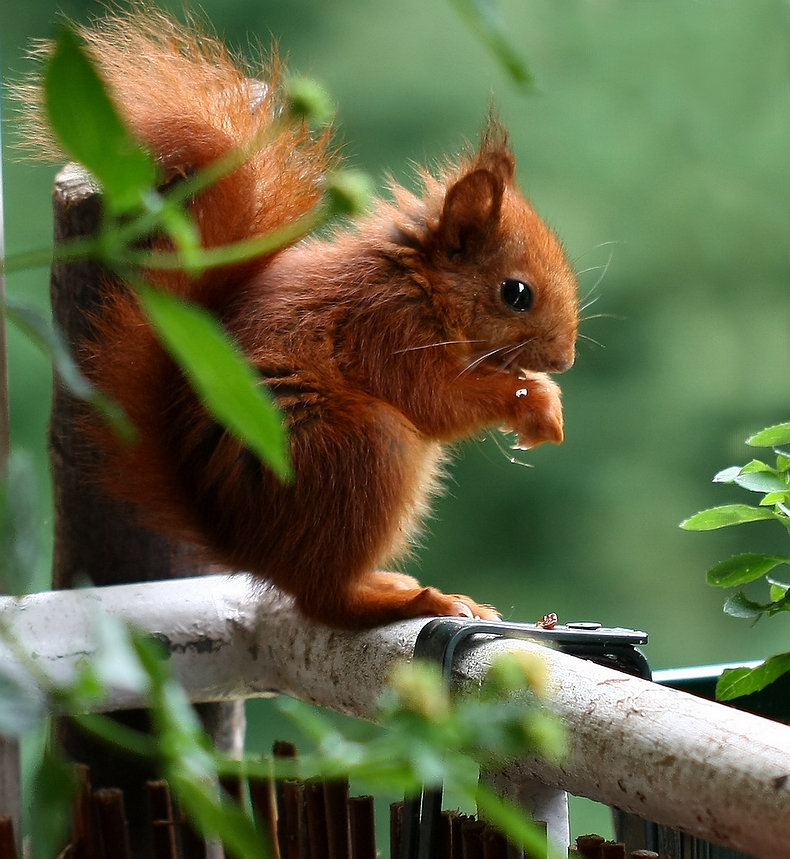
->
505, 373, 564, 449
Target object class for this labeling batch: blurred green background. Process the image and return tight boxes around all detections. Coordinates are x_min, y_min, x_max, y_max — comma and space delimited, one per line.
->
2, 0, 790, 842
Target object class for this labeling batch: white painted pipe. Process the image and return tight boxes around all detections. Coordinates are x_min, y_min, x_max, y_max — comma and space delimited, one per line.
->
1, 575, 789, 858
0, 575, 418, 713
473, 640, 790, 859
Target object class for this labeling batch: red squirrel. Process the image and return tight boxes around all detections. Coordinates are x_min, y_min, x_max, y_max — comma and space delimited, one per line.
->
36, 11, 578, 628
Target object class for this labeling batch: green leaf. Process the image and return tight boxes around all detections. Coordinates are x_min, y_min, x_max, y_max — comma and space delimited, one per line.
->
44, 24, 157, 212
716, 652, 790, 700
87, 611, 151, 698
70, 713, 156, 758
712, 465, 742, 483
276, 695, 343, 749
713, 462, 787, 494
29, 747, 76, 859
706, 553, 790, 588
5, 301, 91, 399
136, 284, 291, 480
723, 591, 766, 619
448, 0, 534, 92
760, 491, 790, 507
769, 581, 790, 604
4, 300, 133, 441
132, 632, 266, 859
171, 776, 266, 859
474, 783, 548, 857
734, 471, 788, 494
140, 190, 203, 275
740, 459, 775, 474
325, 169, 375, 217
286, 76, 335, 125
680, 504, 778, 530
747, 422, 790, 448
726, 587, 790, 618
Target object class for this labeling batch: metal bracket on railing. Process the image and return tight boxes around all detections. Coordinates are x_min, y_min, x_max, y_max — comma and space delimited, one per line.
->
399, 617, 650, 859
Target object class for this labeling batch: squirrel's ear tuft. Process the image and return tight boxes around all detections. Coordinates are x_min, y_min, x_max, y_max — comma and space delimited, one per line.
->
438, 168, 504, 258
477, 119, 516, 180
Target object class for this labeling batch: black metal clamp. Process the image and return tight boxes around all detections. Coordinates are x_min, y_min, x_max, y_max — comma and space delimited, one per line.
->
399, 617, 650, 859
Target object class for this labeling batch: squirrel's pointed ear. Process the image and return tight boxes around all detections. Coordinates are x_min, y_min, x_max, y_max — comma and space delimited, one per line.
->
438, 168, 504, 258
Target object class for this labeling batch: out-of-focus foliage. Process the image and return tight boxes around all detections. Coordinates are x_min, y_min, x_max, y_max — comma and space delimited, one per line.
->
3, 0, 789, 838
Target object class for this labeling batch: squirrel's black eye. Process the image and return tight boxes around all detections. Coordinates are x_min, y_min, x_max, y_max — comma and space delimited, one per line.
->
500, 278, 534, 312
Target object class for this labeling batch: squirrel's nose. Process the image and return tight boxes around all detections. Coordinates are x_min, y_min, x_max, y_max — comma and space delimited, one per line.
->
549, 347, 575, 374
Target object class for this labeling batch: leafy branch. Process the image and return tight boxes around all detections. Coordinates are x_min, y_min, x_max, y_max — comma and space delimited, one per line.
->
448, 0, 534, 92
681, 421, 790, 700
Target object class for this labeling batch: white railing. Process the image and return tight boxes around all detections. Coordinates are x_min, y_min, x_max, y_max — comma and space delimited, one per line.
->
1, 575, 789, 859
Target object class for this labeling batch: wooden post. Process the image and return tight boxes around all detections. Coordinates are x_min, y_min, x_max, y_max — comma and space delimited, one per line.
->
48, 164, 245, 856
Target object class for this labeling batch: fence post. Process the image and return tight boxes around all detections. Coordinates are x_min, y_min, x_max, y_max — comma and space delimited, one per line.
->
49, 164, 245, 856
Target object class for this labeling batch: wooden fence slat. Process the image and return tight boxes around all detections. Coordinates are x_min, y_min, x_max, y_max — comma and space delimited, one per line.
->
93, 787, 132, 859
347, 795, 375, 859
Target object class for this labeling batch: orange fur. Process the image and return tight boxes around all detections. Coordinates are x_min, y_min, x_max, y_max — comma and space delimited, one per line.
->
42, 10, 579, 628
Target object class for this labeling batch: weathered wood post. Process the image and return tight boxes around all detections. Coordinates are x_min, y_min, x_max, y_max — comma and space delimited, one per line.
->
49, 164, 245, 855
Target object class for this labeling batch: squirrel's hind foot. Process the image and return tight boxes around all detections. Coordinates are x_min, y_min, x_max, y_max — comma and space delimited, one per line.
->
298, 571, 500, 628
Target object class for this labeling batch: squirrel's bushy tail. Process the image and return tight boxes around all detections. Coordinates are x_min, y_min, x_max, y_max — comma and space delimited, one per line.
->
87, 10, 333, 294
23, 9, 334, 302
35, 11, 335, 543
